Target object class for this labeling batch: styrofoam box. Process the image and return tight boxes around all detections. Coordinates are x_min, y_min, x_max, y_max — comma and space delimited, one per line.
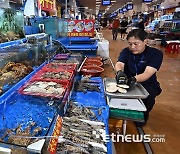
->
97, 50, 109, 58
98, 40, 109, 51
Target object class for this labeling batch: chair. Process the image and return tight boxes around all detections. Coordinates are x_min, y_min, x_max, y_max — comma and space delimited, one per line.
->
165, 42, 180, 53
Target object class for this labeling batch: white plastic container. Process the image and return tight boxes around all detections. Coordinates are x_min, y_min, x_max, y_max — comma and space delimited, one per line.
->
98, 40, 109, 51
97, 40, 109, 58
97, 50, 109, 58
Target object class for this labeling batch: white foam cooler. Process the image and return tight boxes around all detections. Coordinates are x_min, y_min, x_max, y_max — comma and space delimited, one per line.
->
97, 40, 109, 58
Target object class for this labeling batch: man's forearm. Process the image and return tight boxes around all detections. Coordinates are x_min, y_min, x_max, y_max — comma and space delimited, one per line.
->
135, 66, 157, 82
115, 62, 124, 72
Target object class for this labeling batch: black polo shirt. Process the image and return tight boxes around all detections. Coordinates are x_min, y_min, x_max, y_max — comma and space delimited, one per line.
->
117, 45, 163, 87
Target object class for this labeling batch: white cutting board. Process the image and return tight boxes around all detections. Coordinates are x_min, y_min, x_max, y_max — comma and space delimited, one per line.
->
109, 98, 147, 111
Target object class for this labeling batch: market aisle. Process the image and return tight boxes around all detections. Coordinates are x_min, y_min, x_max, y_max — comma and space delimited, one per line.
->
101, 27, 180, 154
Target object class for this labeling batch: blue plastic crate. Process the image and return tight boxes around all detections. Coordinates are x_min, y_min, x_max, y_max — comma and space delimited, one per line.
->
71, 77, 107, 107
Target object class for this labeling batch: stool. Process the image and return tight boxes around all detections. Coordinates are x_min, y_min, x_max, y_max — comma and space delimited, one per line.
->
165, 42, 180, 53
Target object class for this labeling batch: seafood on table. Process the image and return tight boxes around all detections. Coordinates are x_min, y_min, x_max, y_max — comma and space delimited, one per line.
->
22, 81, 65, 96
106, 82, 128, 94
0, 31, 22, 43
57, 116, 107, 154
0, 122, 42, 146
41, 71, 72, 80
65, 101, 104, 121
74, 80, 101, 93
43, 63, 76, 71
0, 62, 33, 94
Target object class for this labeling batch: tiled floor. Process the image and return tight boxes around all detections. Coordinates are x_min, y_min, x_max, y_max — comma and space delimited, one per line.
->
100, 28, 180, 154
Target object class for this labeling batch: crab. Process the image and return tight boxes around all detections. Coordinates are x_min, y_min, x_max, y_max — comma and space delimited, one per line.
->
1, 122, 42, 146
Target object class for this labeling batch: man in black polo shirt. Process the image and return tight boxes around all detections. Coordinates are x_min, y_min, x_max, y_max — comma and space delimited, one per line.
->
115, 29, 163, 126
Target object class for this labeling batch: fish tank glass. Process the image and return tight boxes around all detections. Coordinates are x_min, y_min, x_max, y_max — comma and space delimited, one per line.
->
0, 8, 25, 43
58, 19, 68, 37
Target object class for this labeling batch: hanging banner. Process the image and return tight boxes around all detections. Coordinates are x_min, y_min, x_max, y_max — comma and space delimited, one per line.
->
38, 0, 56, 13
68, 20, 95, 37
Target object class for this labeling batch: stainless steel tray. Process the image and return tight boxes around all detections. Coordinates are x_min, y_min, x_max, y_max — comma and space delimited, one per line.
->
103, 78, 149, 99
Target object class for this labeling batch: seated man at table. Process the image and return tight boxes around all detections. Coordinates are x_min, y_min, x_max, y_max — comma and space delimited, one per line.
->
115, 29, 163, 126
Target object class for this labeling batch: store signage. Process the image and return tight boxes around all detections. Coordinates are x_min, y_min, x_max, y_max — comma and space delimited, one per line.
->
68, 20, 95, 37
38, 0, 56, 12
122, 7, 128, 12
98, 13, 102, 18
119, 9, 123, 13
47, 115, 62, 154
126, 3, 133, 10
142, 0, 152, 3
113, 12, 118, 16
102, 0, 111, 6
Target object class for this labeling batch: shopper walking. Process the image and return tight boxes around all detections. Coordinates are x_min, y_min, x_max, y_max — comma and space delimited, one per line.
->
115, 29, 163, 126
112, 16, 120, 40
120, 17, 128, 40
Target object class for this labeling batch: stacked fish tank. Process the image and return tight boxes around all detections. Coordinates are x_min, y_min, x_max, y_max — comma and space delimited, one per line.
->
0, 8, 24, 43
0, 8, 64, 153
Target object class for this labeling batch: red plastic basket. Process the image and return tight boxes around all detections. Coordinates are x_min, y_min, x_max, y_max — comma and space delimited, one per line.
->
54, 54, 69, 60
86, 57, 102, 62
32, 70, 74, 82
81, 66, 104, 77
84, 60, 103, 67
42, 63, 77, 72
19, 79, 68, 99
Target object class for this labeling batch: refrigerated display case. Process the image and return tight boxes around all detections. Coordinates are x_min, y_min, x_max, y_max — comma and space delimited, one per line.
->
0, 34, 61, 95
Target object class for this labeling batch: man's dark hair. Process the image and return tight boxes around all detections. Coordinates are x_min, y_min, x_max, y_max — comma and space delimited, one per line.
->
127, 29, 148, 41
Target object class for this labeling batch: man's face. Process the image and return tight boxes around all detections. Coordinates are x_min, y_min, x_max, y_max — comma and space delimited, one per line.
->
127, 36, 147, 54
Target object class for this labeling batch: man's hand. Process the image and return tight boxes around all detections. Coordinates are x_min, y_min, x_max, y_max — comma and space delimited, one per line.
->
116, 70, 127, 84
127, 77, 137, 88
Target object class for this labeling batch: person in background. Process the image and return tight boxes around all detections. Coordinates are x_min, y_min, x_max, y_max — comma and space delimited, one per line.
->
120, 17, 128, 40
95, 20, 100, 32
138, 14, 145, 30
112, 16, 120, 40
115, 29, 163, 127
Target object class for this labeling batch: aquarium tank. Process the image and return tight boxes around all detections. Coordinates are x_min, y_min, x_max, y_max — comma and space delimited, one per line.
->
58, 19, 68, 37
0, 8, 24, 43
